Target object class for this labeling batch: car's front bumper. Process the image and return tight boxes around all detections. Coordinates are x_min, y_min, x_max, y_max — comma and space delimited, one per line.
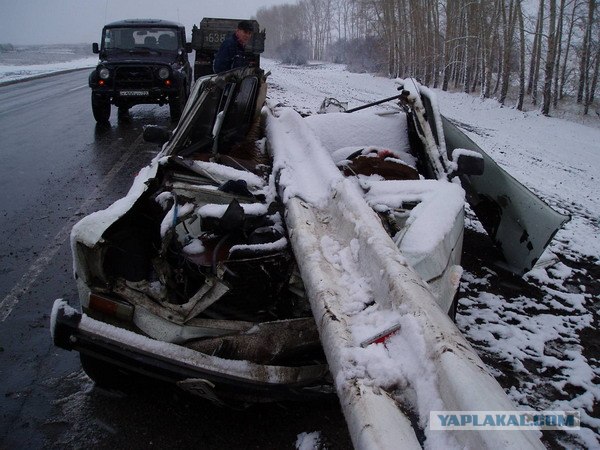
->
91, 86, 180, 105
51, 299, 331, 402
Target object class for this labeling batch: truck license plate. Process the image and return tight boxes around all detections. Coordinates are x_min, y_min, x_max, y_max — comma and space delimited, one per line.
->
120, 90, 149, 96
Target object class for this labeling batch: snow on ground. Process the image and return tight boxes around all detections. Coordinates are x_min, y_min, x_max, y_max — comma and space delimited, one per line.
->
4, 55, 598, 448
295, 431, 323, 450
0, 56, 97, 84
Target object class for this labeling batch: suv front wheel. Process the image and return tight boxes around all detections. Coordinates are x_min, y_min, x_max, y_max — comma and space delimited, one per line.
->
169, 85, 187, 122
92, 94, 111, 123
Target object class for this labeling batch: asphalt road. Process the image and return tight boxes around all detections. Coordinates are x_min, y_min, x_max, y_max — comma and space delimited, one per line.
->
0, 71, 351, 449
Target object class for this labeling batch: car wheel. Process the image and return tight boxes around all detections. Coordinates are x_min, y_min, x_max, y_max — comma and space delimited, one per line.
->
92, 94, 111, 123
117, 106, 130, 122
80, 353, 137, 390
169, 86, 186, 122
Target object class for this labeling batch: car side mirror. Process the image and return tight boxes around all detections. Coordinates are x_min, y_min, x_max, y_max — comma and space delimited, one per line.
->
185, 42, 193, 53
143, 126, 171, 145
452, 148, 484, 176
92, 43, 99, 54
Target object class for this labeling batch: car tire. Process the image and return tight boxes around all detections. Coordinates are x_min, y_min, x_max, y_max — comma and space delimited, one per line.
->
92, 94, 111, 123
117, 106, 130, 122
169, 86, 186, 122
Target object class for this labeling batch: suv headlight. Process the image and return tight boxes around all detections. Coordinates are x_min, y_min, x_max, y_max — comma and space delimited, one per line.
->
158, 67, 170, 80
98, 67, 110, 79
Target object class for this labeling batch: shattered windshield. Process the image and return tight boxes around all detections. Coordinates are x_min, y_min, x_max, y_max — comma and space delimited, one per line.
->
102, 27, 180, 54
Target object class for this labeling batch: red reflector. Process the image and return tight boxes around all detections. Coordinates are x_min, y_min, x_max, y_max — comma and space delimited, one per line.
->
98, 80, 105, 86
360, 323, 402, 348
89, 294, 118, 315
88, 293, 134, 321
164, 79, 172, 86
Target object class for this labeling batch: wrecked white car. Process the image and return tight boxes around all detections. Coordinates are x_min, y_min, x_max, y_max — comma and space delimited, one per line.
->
51, 65, 566, 412
53, 67, 333, 402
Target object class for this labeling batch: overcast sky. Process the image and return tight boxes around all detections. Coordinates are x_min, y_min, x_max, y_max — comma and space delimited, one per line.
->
0, 0, 289, 45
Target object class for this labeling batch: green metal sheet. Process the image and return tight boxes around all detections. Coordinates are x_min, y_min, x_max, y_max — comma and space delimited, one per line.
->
442, 116, 570, 274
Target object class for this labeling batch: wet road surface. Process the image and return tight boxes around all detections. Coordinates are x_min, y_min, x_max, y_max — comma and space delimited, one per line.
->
0, 71, 352, 449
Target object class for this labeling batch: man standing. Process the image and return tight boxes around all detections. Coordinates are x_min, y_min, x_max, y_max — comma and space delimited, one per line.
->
213, 21, 254, 73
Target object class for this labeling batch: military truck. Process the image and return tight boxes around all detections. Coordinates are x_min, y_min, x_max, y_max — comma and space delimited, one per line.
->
89, 19, 193, 123
191, 18, 265, 81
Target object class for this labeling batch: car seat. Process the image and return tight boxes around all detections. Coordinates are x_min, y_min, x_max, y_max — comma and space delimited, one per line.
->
158, 34, 177, 50
144, 36, 157, 48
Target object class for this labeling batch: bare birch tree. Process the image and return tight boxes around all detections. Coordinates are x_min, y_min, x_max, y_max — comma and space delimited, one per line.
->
542, 0, 558, 115
558, 0, 581, 99
578, 0, 596, 108
583, 0, 598, 113
588, 36, 600, 108
531, 0, 546, 105
516, 0, 526, 109
552, 0, 566, 107
499, 0, 518, 104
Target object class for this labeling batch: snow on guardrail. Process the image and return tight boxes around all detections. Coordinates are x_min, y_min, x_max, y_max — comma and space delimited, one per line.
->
266, 105, 545, 449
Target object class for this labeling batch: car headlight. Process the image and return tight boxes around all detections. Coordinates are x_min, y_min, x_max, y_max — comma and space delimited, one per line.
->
98, 67, 110, 79
158, 67, 170, 80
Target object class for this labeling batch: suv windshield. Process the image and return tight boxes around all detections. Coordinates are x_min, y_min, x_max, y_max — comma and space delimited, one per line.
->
103, 27, 180, 53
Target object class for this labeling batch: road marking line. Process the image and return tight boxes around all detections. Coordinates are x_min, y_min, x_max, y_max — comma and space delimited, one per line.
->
67, 85, 88, 93
0, 133, 146, 322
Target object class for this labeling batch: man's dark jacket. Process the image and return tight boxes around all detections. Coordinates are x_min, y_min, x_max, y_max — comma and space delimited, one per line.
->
213, 33, 246, 73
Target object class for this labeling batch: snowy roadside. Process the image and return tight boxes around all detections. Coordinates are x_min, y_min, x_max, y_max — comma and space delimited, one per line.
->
0, 56, 98, 85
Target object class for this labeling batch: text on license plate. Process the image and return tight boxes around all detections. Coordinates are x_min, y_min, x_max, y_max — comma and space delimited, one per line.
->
120, 90, 149, 96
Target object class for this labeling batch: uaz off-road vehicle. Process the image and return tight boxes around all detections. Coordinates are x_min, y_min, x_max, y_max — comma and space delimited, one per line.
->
89, 19, 193, 123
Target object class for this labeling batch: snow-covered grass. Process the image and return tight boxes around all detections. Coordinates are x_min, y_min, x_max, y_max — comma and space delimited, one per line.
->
0, 56, 97, 84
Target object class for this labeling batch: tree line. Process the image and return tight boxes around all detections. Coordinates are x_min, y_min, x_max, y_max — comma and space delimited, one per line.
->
255, 0, 599, 115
